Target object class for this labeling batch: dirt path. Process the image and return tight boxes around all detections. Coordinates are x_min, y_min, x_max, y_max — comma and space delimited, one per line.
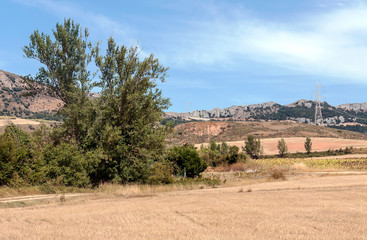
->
0, 193, 90, 204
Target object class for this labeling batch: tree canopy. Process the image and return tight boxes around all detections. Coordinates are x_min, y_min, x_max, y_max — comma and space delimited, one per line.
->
243, 135, 262, 159
19, 19, 178, 185
304, 137, 312, 154
277, 138, 288, 157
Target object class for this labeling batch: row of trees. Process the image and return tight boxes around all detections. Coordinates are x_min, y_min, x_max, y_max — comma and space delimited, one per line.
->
0, 125, 210, 187
243, 135, 312, 158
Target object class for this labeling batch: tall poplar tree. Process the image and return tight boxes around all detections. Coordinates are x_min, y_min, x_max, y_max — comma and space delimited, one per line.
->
23, 19, 98, 145
92, 37, 171, 183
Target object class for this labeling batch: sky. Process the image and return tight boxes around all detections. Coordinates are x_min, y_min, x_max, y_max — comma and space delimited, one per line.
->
2, 0, 367, 112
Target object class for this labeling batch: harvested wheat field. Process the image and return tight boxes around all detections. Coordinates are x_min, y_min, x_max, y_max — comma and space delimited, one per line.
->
262, 137, 367, 155
1, 174, 367, 239
196, 137, 367, 155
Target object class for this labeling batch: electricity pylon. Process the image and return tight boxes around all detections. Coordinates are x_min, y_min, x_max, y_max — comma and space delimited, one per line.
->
314, 83, 324, 126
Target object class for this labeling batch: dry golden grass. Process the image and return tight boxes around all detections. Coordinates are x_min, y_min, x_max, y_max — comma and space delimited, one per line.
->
0, 118, 40, 127
1, 174, 367, 239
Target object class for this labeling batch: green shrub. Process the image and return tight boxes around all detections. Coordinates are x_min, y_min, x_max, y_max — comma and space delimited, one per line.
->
167, 145, 207, 178
0, 136, 16, 185
43, 142, 92, 187
147, 161, 175, 184
200, 142, 246, 166
0, 125, 45, 186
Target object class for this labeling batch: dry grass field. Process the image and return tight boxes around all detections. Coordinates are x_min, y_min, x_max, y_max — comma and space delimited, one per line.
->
0, 118, 40, 127
196, 137, 367, 155
1, 174, 367, 239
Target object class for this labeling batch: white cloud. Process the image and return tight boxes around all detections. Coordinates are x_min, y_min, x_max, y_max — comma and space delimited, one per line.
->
12, 0, 367, 83
245, 5, 367, 82
166, 2, 367, 83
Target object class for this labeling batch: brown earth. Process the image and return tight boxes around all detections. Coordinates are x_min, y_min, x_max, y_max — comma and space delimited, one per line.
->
169, 121, 367, 145
1, 174, 367, 239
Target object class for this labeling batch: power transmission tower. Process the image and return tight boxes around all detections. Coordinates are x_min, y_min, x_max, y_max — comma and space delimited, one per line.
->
314, 83, 324, 126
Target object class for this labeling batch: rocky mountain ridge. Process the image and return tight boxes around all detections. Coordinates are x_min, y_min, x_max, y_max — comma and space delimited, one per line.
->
165, 99, 367, 129
2, 69, 367, 133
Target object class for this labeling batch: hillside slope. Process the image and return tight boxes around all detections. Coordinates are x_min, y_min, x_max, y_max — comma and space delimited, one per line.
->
0, 70, 62, 119
168, 121, 367, 144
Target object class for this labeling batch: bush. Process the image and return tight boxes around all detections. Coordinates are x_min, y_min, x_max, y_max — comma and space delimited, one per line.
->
269, 167, 286, 180
0, 136, 15, 185
147, 161, 174, 184
0, 125, 45, 186
43, 142, 93, 187
167, 145, 207, 178
199, 142, 246, 167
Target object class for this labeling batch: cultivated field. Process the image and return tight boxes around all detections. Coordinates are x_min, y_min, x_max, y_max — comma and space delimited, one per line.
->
1, 174, 367, 239
196, 137, 367, 155
0, 118, 40, 127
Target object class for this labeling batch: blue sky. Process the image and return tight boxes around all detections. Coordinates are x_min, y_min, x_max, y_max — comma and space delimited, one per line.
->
2, 0, 367, 112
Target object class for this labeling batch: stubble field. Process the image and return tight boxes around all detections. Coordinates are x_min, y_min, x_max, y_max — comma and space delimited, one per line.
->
1, 174, 367, 239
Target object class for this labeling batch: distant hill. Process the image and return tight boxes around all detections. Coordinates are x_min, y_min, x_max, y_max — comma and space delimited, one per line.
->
164, 99, 367, 134
0, 70, 100, 121
0, 70, 63, 120
167, 121, 367, 145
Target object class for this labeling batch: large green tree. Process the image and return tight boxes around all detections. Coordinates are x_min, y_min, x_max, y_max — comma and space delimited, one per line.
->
22, 19, 172, 185
23, 19, 98, 145
92, 37, 172, 183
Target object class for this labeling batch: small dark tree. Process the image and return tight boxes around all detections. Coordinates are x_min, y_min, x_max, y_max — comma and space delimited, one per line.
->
167, 145, 207, 178
220, 142, 230, 155
304, 137, 312, 154
277, 138, 288, 157
243, 135, 262, 159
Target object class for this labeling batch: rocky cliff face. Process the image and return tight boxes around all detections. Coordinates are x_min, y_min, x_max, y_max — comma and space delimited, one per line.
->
165, 99, 367, 127
186, 102, 280, 120
285, 99, 313, 108
336, 103, 367, 112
